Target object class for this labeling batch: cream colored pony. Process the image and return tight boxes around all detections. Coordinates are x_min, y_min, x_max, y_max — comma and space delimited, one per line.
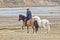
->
33, 16, 50, 33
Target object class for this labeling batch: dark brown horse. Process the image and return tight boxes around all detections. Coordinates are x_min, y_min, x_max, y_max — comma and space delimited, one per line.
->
18, 15, 39, 33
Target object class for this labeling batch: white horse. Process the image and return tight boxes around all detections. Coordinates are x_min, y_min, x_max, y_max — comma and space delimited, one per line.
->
33, 16, 50, 33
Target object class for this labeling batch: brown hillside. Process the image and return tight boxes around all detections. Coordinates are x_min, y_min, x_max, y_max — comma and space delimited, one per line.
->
0, 0, 60, 7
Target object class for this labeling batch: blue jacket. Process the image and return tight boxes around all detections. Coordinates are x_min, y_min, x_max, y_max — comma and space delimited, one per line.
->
26, 10, 32, 19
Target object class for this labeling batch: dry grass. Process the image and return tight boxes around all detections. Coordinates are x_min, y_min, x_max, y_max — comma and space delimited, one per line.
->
0, 25, 21, 30
51, 25, 60, 29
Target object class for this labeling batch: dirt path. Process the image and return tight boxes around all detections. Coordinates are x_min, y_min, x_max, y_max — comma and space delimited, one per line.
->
0, 28, 60, 40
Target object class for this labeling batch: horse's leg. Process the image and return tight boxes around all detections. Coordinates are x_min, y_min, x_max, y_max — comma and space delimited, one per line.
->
47, 29, 48, 33
35, 28, 37, 33
35, 26, 38, 33
35, 24, 39, 33
20, 20, 24, 30
27, 26, 29, 33
46, 25, 48, 33
32, 27, 34, 33
22, 23, 24, 30
39, 25, 42, 33
22, 26, 24, 30
47, 25, 50, 33
22, 22, 25, 30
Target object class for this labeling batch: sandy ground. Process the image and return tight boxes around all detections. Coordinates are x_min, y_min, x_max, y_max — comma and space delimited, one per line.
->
0, 27, 60, 40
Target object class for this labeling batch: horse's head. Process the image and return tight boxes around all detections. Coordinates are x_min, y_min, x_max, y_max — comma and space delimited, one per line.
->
18, 15, 26, 21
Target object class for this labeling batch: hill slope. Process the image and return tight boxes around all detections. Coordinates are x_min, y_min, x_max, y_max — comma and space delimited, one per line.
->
0, 0, 60, 7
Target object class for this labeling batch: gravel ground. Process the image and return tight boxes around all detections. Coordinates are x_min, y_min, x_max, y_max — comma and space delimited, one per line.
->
0, 28, 60, 40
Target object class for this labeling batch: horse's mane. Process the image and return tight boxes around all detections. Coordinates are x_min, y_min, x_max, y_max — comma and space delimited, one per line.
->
19, 15, 25, 17
19, 15, 26, 20
19, 15, 26, 17
33, 16, 41, 20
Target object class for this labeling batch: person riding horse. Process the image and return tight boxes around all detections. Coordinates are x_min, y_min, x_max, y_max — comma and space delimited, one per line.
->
26, 8, 32, 21
25, 8, 32, 26
18, 9, 39, 33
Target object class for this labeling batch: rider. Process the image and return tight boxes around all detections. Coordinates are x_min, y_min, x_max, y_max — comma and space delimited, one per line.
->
26, 8, 32, 20
25, 8, 32, 26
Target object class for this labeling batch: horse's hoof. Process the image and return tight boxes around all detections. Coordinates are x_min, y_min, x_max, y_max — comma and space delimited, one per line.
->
33, 32, 34, 34
35, 32, 37, 33
27, 32, 29, 33
22, 28, 24, 30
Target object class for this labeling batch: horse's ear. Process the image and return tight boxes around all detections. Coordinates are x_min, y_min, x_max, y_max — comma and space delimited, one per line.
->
19, 15, 20, 17
19, 15, 21, 17
19, 15, 21, 16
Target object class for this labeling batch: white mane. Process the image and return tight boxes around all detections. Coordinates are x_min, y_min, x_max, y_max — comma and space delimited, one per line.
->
33, 16, 41, 20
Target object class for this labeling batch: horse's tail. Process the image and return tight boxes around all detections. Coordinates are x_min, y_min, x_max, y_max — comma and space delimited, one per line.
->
34, 20, 39, 32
